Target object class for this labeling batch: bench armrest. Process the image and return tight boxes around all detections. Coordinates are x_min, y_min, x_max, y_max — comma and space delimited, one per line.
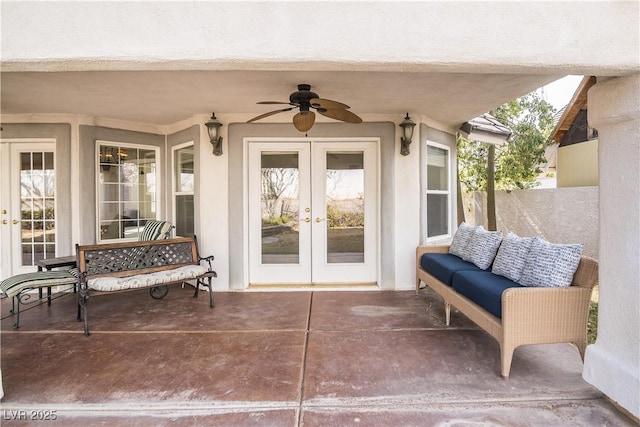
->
199, 254, 215, 271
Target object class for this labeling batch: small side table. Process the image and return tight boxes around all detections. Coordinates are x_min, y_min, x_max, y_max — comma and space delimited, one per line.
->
36, 256, 77, 305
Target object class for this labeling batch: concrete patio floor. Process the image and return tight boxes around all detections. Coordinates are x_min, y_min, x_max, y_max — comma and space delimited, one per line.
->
0, 285, 634, 426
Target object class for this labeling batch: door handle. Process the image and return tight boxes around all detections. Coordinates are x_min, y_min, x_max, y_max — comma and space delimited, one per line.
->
12, 219, 19, 225
315, 218, 325, 223
301, 218, 311, 223
1, 220, 6, 225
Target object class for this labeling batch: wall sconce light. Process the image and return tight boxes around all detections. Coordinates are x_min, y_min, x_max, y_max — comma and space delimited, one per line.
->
205, 112, 223, 156
399, 113, 416, 156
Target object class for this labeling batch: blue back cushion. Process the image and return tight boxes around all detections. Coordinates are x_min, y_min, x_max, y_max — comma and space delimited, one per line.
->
452, 271, 523, 318
420, 253, 482, 286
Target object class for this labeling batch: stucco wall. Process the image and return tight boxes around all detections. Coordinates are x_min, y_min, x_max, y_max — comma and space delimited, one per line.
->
583, 75, 640, 419
2, 2, 638, 75
469, 187, 599, 260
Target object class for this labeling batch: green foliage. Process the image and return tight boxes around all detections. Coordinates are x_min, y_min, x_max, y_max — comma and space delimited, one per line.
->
326, 207, 365, 228
588, 301, 598, 344
262, 215, 292, 226
458, 91, 556, 192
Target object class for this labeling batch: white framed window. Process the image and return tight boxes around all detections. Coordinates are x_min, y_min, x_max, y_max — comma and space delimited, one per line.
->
172, 142, 194, 237
96, 141, 160, 242
423, 141, 451, 242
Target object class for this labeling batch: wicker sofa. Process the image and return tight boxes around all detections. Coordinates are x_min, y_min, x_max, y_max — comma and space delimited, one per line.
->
416, 243, 598, 379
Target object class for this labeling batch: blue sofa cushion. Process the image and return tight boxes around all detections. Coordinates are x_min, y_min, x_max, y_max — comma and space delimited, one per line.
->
452, 271, 524, 318
420, 253, 482, 286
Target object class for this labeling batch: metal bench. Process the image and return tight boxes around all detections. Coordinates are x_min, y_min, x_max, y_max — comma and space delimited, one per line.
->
76, 236, 216, 335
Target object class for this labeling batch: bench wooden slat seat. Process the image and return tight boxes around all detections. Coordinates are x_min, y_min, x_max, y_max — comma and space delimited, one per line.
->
77, 236, 216, 335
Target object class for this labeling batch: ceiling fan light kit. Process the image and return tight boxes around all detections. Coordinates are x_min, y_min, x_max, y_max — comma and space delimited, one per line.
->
247, 84, 363, 132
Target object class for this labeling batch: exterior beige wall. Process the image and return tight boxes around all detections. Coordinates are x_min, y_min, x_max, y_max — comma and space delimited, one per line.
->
2, 2, 638, 76
557, 140, 599, 187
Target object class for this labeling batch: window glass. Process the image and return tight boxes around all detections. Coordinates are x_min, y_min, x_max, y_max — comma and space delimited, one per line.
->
97, 143, 158, 241
425, 143, 450, 240
173, 144, 194, 237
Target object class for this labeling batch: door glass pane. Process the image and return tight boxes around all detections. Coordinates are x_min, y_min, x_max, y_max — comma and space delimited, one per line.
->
20, 151, 56, 265
261, 152, 300, 264
326, 152, 364, 264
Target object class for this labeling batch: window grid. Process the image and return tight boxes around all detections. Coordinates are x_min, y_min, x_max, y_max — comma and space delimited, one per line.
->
97, 142, 159, 242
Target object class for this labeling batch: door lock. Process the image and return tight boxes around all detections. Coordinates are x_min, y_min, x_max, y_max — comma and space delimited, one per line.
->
1, 209, 6, 215
1, 220, 6, 225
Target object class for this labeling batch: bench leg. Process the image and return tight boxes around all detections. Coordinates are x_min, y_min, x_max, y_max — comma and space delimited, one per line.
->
78, 290, 90, 336
415, 278, 421, 296
12, 295, 22, 329
193, 277, 215, 308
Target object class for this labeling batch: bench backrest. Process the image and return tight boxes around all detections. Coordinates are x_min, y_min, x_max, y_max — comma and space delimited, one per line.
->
77, 236, 201, 280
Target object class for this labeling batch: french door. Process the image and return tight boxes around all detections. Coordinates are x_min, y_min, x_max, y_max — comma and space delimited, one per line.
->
248, 140, 378, 285
0, 142, 57, 279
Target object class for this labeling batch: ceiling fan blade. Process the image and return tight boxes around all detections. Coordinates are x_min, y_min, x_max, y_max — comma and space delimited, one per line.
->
310, 98, 350, 110
247, 107, 294, 123
317, 108, 363, 124
293, 112, 316, 132
257, 101, 294, 105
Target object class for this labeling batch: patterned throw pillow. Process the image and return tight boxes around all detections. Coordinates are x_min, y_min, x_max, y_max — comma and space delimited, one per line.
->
449, 222, 479, 259
491, 232, 536, 282
466, 228, 503, 269
139, 220, 172, 241
519, 238, 583, 288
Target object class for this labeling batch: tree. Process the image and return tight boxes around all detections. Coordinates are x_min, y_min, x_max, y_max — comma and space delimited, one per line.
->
457, 91, 556, 229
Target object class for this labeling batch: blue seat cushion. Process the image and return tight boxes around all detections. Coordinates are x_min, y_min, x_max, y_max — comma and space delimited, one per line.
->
452, 271, 524, 318
420, 253, 483, 286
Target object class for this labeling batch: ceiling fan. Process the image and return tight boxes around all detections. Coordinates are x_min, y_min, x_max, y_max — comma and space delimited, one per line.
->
247, 84, 363, 132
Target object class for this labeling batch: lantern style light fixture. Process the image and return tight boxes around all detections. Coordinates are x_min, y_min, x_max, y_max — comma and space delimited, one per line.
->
399, 113, 416, 156
205, 112, 223, 156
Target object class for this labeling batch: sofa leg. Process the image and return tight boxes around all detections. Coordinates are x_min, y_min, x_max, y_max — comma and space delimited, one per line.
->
415, 278, 421, 296
445, 302, 451, 326
501, 344, 515, 379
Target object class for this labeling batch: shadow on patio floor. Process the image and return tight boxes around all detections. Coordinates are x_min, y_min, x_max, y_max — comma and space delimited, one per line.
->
0, 286, 634, 426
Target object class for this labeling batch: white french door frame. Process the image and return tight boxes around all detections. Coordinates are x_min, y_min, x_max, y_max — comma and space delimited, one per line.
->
0, 139, 57, 279
243, 137, 380, 287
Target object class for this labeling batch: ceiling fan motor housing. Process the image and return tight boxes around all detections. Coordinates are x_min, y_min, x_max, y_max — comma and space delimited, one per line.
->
290, 84, 318, 108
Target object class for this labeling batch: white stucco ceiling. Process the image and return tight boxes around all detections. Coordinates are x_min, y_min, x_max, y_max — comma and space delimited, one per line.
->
0, 70, 562, 128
